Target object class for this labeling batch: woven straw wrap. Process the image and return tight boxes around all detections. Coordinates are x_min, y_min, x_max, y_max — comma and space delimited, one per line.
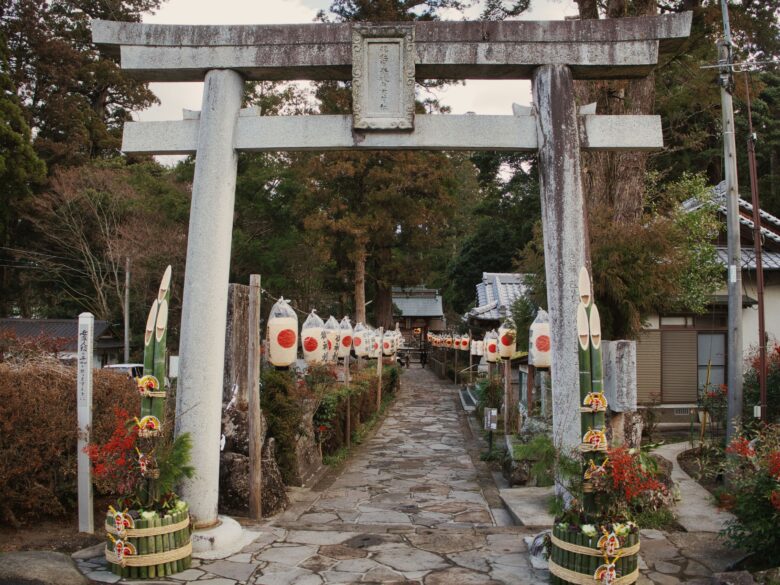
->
140, 391, 166, 398
579, 443, 608, 453
551, 533, 640, 557
105, 541, 192, 567
549, 559, 639, 585
105, 516, 190, 538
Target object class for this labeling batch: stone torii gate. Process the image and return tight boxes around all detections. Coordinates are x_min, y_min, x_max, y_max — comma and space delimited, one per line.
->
93, 14, 691, 529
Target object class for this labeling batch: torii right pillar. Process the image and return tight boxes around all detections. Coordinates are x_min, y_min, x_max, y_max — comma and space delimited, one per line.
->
533, 64, 590, 460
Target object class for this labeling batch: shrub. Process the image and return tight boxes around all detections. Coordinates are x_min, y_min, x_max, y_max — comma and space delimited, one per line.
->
0, 360, 138, 526
259, 369, 305, 485
744, 344, 780, 423
474, 375, 502, 419
721, 423, 780, 559
513, 434, 556, 486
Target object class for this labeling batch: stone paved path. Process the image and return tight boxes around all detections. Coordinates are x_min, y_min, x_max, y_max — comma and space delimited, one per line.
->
77, 366, 544, 585
74, 367, 751, 585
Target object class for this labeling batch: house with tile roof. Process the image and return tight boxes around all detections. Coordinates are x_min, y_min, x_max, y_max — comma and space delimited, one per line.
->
465, 272, 528, 331
0, 318, 123, 366
391, 287, 445, 337
635, 183, 780, 416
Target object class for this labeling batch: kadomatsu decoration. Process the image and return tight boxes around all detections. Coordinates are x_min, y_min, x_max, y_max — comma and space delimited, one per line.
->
91, 266, 195, 579
548, 267, 642, 585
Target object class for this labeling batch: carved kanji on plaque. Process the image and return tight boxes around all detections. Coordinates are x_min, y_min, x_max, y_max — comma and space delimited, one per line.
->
352, 24, 415, 131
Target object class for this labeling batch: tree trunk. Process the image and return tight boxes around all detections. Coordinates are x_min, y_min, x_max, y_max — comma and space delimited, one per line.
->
375, 283, 394, 330
574, 0, 657, 222
354, 238, 367, 324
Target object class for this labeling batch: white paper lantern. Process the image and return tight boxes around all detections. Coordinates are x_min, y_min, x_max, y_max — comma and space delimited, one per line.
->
383, 329, 395, 356
338, 316, 353, 359
323, 316, 341, 362
301, 310, 326, 364
498, 319, 516, 359
353, 322, 368, 357
460, 334, 470, 351
485, 330, 499, 363
529, 309, 551, 368
267, 297, 298, 367
475, 340, 484, 356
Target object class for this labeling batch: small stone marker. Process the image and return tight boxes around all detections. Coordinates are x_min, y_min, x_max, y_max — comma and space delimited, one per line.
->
76, 312, 94, 534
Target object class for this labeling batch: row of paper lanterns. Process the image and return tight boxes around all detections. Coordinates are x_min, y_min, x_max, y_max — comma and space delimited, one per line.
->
266, 298, 404, 368
427, 311, 551, 368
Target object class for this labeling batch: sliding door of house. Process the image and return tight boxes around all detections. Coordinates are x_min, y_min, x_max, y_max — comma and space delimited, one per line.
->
697, 332, 726, 391
661, 330, 698, 403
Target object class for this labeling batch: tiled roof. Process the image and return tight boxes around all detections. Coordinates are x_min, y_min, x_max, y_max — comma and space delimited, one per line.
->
716, 247, 780, 271
0, 318, 120, 351
684, 182, 780, 247
392, 288, 443, 317
468, 272, 527, 321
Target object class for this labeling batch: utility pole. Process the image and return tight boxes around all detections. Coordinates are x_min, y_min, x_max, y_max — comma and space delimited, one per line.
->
124, 257, 131, 363
719, 0, 742, 442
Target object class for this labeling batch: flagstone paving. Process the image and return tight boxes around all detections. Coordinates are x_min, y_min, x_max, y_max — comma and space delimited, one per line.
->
72, 366, 756, 585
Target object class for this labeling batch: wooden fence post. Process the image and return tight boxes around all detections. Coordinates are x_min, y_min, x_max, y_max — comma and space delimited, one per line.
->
247, 275, 263, 519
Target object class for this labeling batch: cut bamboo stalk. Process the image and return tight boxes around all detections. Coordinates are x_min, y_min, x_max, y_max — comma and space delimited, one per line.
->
136, 517, 147, 579
147, 514, 157, 578
155, 514, 165, 576
162, 514, 173, 575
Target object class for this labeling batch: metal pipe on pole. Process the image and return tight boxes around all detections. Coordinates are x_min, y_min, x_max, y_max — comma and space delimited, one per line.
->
124, 257, 130, 363
719, 0, 743, 443
744, 76, 768, 423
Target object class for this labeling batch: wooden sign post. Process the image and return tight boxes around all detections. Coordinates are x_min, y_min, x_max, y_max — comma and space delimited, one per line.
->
77, 312, 94, 534
247, 275, 263, 519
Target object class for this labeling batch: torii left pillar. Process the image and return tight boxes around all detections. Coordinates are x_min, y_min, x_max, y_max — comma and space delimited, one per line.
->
175, 69, 243, 528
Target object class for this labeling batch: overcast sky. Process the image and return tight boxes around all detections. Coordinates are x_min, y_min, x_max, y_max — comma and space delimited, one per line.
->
137, 0, 578, 126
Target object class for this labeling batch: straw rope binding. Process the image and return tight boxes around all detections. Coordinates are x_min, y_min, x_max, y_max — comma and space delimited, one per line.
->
579, 443, 608, 453
139, 391, 167, 398
106, 516, 190, 537
105, 541, 192, 567
549, 559, 639, 585
551, 533, 640, 557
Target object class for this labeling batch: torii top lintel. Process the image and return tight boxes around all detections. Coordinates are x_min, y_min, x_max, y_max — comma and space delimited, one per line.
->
92, 13, 691, 83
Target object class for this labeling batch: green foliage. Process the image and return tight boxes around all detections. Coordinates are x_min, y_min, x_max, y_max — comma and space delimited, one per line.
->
1, 0, 161, 169
474, 375, 503, 419
151, 432, 195, 508
744, 343, 780, 424
259, 369, 305, 485
518, 173, 722, 340
721, 424, 780, 560
513, 434, 556, 486
480, 446, 506, 462
510, 295, 537, 352
631, 507, 677, 531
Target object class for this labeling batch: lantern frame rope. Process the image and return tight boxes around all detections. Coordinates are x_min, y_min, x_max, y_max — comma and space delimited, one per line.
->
105, 516, 190, 538
105, 541, 192, 567
550, 533, 640, 557
548, 559, 639, 585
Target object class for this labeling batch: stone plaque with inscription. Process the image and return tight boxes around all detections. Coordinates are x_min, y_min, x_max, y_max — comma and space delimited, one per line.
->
352, 24, 415, 131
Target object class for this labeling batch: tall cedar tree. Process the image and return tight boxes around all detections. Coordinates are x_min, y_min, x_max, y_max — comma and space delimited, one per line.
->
0, 0, 161, 170
0, 36, 46, 315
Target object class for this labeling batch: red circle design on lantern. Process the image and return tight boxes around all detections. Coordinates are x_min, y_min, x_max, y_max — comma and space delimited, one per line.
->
353, 337, 362, 347
327, 339, 333, 350
303, 337, 319, 352
277, 329, 296, 348
488, 343, 497, 353
535, 335, 551, 352
501, 334, 514, 346
342, 335, 352, 347
383, 342, 390, 349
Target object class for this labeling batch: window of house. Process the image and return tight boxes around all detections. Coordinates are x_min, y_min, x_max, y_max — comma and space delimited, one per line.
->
697, 332, 726, 392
